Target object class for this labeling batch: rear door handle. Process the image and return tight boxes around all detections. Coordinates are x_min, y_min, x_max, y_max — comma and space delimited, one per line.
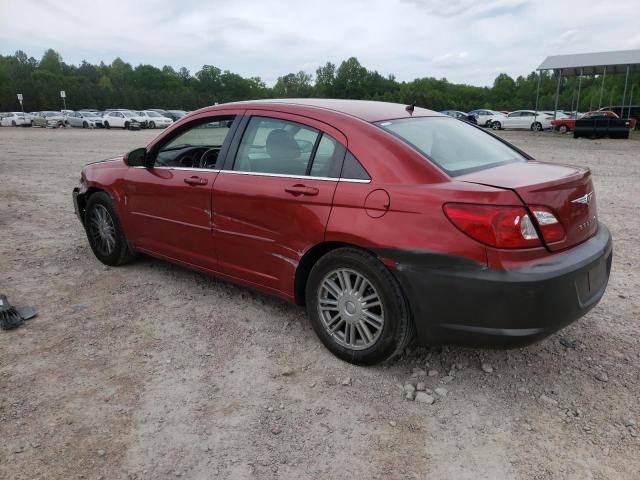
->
184, 176, 208, 186
285, 184, 319, 196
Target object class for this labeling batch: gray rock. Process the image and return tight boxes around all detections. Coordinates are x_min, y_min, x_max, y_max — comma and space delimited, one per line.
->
412, 368, 426, 376
624, 419, 636, 428
271, 425, 282, 435
441, 375, 454, 384
594, 371, 608, 382
539, 394, 558, 407
415, 392, 435, 405
481, 362, 493, 373
388, 420, 397, 427
435, 387, 448, 397
405, 391, 416, 401
416, 382, 426, 391
404, 383, 416, 393
281, 366, 294, 376
427, 369, 439, 377
97, 449, 106, 457
341, 377, 352, 386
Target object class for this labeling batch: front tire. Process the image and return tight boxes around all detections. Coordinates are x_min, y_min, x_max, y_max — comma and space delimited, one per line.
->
149, 121, 155, 129
84, 192, 137, 266
124, 121, 130, 130
491, 121, 502, 130
305, 248, 413, 365
82, 121, 88, 128
104, 121, 110, 129
558, 124, 569, 134
531, 122, 543, 131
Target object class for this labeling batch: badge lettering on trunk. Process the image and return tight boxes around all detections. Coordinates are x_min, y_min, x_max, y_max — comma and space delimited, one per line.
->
571, 192, 593, 205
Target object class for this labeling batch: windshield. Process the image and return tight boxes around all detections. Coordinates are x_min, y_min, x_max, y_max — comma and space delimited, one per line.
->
122, 111, 136, 118
376, 117, 526, 176
145, 111, 162, 117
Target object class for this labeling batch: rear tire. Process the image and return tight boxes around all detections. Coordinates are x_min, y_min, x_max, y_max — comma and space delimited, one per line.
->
149, 121, 156, 129
558, 124, 569, 134
305, 247, 413, 365
104, 121, 110, 129
84, 192, 137, 266
531, 122, 543, 131
491, 121, 502, 130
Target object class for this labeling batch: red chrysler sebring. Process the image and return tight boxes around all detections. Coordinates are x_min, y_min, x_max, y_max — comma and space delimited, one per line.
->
73, 99, 612, 365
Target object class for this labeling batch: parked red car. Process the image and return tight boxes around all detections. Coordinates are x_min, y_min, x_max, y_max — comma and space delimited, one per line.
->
552, 110, 637, 133
73, 100, 612, 365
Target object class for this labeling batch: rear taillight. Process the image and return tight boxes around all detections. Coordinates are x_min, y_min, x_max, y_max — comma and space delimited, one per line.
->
530, 206, 565, 243
444, 203, 566, 248
443, 204, 541, 248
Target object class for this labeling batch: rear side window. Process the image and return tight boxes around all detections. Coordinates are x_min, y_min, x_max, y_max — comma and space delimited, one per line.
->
234, 117, 319, 175
341, 152, 370, 180
377, 117, 526, 176
309, 134, 345, 178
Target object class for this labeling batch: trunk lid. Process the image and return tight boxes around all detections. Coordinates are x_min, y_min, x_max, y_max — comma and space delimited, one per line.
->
458, 161, 598, 251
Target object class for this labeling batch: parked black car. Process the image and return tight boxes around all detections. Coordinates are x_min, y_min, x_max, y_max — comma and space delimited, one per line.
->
574, 113, 633, 139
599, 105, 639, 129
440, 110, 478, 125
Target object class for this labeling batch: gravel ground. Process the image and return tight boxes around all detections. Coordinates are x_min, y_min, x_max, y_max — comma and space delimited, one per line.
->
0, 126, 638, 480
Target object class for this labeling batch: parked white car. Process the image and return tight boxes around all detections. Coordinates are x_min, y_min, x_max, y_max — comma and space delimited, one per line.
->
102, 110, 147, 129
136, 110, 173, 128
468, 109, 506, 127
1, 112, 30, 127
492, 110, 553, 131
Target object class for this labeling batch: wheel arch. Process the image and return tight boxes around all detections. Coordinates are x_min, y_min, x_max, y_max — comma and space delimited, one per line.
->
294, 241, 381, 306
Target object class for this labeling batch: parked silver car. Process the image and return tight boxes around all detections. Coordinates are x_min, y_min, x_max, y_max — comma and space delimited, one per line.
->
66, 111, 104, 128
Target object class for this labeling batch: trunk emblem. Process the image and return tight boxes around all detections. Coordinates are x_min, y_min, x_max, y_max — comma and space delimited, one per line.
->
571, 192, 593, 205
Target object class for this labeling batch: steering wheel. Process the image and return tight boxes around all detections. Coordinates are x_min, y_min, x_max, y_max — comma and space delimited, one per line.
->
197, 148, 219, 169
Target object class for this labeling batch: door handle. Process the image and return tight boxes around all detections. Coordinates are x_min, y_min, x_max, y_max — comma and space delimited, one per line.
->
184, 176, 208, 186
284, 184, 319, 196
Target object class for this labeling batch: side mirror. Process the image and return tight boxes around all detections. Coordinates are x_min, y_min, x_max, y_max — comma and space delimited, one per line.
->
124, 147, 148, 167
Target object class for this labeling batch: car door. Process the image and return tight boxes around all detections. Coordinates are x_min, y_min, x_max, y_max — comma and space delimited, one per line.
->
503, 112, 518, 129
122, 112, 242, 270
212, 111, 347, 297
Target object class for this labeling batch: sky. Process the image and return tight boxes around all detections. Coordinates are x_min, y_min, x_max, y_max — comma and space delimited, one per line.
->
1, 0, 639, 86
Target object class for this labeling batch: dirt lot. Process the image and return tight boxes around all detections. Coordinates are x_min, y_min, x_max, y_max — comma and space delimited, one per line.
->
0, 126, 638, 480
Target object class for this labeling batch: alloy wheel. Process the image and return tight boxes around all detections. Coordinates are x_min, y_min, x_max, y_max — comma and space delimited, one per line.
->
317, 268, 385, 350
89, 205, 116, 256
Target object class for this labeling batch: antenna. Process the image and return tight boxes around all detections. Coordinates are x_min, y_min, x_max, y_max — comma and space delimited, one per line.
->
405, 102, 416, 115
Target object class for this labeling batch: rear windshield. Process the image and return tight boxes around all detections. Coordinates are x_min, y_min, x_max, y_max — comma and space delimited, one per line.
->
376, 117, 526, 176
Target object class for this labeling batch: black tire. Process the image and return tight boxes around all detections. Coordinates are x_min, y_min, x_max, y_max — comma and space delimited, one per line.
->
149, 121, 155, 129
104, 121, 110, 129
82, 121, 88, 128
124, 121, 130, 130
491, 121, 502, 130
305, 247, 414, 365
484, 120, 492, 127
30, 120, 34, 127
531, 122, 542, 131
558, 124, 569, 134
84, 192, 137, 266
11, 121, 16, 127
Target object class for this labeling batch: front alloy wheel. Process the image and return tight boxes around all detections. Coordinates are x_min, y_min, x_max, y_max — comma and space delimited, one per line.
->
88, 204, 117, 257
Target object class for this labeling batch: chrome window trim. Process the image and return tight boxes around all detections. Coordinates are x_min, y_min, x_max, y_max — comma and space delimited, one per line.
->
131, 165, 370, 183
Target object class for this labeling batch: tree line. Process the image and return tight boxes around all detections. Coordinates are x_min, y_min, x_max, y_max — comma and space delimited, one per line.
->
1, 49, 638, 113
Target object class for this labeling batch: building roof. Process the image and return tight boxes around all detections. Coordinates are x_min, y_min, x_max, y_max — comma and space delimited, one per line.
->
537, 49, 640, 76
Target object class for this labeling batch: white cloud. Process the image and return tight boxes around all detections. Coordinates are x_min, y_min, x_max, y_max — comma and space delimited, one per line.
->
0, 0, 638, 87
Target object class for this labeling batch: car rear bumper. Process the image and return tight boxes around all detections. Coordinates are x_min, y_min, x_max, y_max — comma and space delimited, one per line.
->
380, 223, 613, 348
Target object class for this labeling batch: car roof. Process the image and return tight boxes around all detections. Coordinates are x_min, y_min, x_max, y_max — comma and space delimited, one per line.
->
207, 99, 442, 123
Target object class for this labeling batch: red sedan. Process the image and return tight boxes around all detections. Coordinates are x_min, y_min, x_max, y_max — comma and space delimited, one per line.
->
552, 111, 637, 133
73, 100, 612, 365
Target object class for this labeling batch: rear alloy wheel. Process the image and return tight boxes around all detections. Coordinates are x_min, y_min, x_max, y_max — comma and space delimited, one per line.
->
531, 122, 543, 131
491, 121, 502, 130
306, 248, 413, 365
149, 121, 155, 129
84, 192, 137, 266
104, 121, 110, 129
558, 124, 569, 134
